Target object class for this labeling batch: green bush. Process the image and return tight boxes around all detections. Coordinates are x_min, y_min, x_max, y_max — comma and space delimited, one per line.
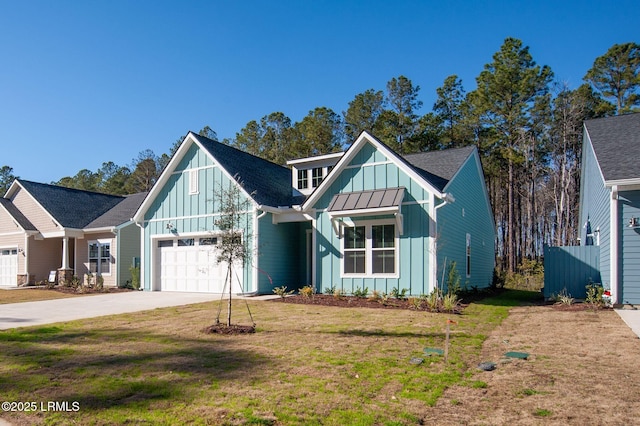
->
129, 265, 141, 290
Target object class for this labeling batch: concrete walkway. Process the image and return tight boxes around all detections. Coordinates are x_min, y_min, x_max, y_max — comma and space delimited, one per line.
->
616, 308, 640, 339
0, 291, 271, 330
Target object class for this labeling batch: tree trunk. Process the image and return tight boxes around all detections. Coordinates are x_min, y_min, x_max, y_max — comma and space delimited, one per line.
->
227, 264, 232, 327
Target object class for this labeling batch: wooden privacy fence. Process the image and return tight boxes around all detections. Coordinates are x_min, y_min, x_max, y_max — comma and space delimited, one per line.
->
543, 245, 601, 300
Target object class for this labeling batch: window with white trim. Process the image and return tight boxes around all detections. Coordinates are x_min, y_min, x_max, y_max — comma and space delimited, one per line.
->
466, 233, 471, 277
89, 240, 111, 275
312, 167, 324, 188
297, 169, 308, 189
343, 222, 397, 276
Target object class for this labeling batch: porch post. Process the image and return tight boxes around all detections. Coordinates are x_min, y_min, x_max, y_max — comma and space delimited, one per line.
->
61, 237, 69, 269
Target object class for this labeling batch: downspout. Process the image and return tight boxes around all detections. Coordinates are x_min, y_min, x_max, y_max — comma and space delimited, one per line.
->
24, 233, 29, 284
610, 185, 619, 304
432, 193, 454, 293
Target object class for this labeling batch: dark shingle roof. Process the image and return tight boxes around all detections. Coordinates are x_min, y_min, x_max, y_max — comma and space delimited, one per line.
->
17, 180, 126, 229
0, 198, 37, 231
403, 145, 476, 191
585, 112, 640, 182
191, 133, 297, 207
85, 192, 148, 228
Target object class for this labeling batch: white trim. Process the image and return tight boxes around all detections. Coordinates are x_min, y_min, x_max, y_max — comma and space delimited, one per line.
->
286, 152, 345, 165
340, 218, 399, 279
87, 238, 113, 276
189, 169, 199, 195
466, 233, 471, 278
610, 185, 619, 304
344, 160, 393, 169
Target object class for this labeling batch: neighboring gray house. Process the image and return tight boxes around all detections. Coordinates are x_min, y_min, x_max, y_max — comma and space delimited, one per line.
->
0, 180, 145, 287
579, 112, 640, 304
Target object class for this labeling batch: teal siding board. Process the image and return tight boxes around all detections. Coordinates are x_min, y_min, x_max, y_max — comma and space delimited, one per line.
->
257, 214, 306, 294
437, 154, 495, 292
620, 190, 640, 304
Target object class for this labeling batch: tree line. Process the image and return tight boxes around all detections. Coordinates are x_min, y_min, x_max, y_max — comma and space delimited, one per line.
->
1, 38, 638, 273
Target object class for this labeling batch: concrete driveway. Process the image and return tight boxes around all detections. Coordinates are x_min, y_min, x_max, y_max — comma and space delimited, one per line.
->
616, 309, 640, 339
0, 291, 232, 330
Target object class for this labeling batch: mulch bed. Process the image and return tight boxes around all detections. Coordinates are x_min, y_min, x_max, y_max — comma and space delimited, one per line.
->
203, 323, 256, 334
271, 294, 466, 313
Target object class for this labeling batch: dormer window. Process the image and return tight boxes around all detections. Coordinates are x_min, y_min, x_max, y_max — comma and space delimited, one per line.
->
298, 169, 308, 189
312, 167, 324, 188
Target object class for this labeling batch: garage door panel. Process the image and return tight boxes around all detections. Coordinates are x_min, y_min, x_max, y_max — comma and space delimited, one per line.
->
156, 238, 243, 293
0, 249, 18, 286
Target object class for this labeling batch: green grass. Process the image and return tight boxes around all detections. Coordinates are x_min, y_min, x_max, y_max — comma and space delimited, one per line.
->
0, 290, 535, 425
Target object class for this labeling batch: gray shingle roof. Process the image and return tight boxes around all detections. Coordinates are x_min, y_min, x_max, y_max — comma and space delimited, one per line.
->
191, 133, 297, 207
403, 145, 476, 191
18, 180, 127, 229
0, 198, 37, 231
85, 192, 148, 228
585, 112, 640, 182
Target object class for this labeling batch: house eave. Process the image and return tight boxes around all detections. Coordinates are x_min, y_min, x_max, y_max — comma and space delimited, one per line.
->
605, 179, 640, 190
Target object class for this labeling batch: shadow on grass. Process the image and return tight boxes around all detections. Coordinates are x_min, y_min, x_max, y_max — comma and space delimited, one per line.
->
470, 289, 544, 307
0, 326, 270, 411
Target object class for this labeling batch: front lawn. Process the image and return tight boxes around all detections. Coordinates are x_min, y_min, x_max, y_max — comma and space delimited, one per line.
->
0, 291, 528, 425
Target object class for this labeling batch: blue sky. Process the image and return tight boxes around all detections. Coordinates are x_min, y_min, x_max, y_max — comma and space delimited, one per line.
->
1, 1, 638, 184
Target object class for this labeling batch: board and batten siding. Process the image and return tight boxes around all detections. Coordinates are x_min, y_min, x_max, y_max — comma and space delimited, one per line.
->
619, 190, 640, 304
141, 141, 255, 292
311, 140, 433, 296
579, 133, 611, 290
256, 215, 306, 293
436, 153, 495, 292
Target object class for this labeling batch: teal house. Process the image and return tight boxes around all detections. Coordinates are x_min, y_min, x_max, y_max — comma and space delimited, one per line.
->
133, 131, 496, 296
579, 113, 640, 304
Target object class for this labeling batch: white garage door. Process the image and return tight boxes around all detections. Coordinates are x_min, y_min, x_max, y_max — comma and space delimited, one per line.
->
156, 237, 243, 293
0, 248, 18, 286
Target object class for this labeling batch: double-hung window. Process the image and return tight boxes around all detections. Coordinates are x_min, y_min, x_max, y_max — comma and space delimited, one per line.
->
89, 240, 111, 275
312, 167, 324, 188
344, 226, 366, 274
343, 222, 397, 276
297, 169, 308, 189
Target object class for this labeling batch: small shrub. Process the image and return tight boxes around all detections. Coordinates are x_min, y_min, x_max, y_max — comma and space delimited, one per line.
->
95, 275, 104, 291
425, 289, 441, 312
129, 265, 141, 290
369, 290, 381, 301
378, 292, 390, 305
43, 279, 55, 290
273, 286, 294, 299
446, 261, 461, 296
324, 285, 336, 295
442, 292, 460, 313
390, 287, 408, 300
353, 286, 368, 298
299, 285, 314, 299
585, 282, 604, 308
85, 272, 94, 288
408, 296, 423, 310
556, 288, 574, 306
333, 288, 346, 299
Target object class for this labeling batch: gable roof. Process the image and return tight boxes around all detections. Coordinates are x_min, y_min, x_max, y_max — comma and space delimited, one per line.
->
0, 198, 37, 231
403, 145, 476, 192
303, 131, 475, 210
13, 180, 127, 229
85, 192, 148, 229
584, 112, 640, 182
190, 133, 299, 207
